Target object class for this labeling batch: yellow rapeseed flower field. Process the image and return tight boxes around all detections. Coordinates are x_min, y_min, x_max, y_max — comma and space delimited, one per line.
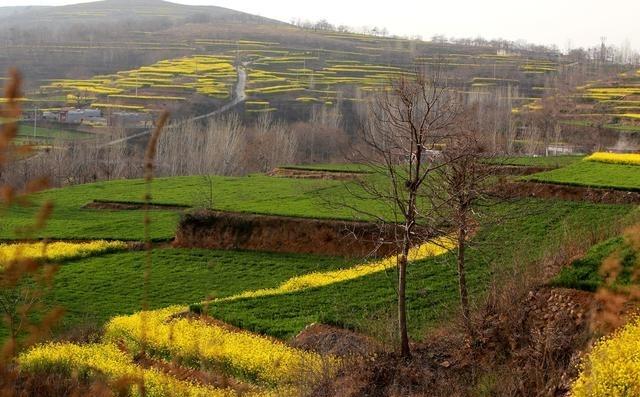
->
101, 238, 452, 387
105, 306, 334, 386
18, 342, 240, 397
572, 319, 640, 397
585, 152, 640, 166
219, 236, 455, 302
0, 240, 127, 267
41, 55, 237, 103
18, 238, 453, 393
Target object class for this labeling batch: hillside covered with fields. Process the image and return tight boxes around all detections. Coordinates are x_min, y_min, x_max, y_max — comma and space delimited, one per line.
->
0, 0, 609, 141
1, 0, 635, 159
1, 1, 640, 397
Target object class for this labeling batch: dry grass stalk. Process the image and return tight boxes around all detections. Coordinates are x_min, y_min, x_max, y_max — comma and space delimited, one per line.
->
143, 111, 169, 309
0, 69, 65, 396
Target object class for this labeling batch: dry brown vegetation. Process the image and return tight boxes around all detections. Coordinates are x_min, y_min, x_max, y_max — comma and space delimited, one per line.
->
0, 108, 351, 189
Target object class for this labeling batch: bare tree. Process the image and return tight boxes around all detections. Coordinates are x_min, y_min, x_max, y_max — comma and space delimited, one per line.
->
352, 68, 462, 358
157, 114, 246, 177
101, 126, 130, 180
248, 113, 298, 172
197, 174, 216, 210
431, 115, 496, 340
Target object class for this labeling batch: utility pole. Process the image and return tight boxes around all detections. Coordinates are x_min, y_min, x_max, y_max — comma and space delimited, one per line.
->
600, 36, 607, 67
33, 106, 37, 139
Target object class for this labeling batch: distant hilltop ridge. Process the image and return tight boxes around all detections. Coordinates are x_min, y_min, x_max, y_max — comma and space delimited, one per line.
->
0, 0, 282, 26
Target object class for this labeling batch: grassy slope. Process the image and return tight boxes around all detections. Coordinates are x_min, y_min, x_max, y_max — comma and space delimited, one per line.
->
0, 204, 179, 241
0, 175, 387, 241
552, 237, 637, 291
0, 249, 353, 340
205, 199, 632, 340
524, 161, 640, 191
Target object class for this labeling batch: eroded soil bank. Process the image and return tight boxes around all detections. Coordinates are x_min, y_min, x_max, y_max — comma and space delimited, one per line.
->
173, 210, 407, 257
267, 167, 369, 180
83, 200, 189, 211
495, 182, 640, 205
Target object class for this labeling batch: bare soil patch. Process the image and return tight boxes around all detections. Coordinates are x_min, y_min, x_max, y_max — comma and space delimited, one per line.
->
291, 323, 381, 358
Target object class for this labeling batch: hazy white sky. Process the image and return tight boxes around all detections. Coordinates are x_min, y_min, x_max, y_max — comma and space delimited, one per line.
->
2, 0, 639, 51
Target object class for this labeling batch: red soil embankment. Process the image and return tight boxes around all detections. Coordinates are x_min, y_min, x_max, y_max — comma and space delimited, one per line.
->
267, 167, 368, 181
83, 200, 189, 211
173, 210, 403, 257
490, 165, 552, 176
495, 182, 640, 204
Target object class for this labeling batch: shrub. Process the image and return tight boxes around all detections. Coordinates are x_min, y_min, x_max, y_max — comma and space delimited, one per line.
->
189, 303, 204, 315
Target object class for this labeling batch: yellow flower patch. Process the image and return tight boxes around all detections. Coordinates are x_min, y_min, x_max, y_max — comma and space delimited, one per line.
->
105, 306, 334, 386
18, 342, 239, 397
585, 152, 640, 166
40, 55, 236, 102
92, 103, 146, 110
0, 240, 127, 267
219, 236, 455, 302
572, 319, 640, 397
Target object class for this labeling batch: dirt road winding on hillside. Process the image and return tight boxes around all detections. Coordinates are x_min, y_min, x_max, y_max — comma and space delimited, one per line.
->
191, 63, 247, 122
99, 63, 248, 147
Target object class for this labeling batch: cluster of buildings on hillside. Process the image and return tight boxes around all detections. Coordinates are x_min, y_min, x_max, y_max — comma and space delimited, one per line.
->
27, 107, 152, 127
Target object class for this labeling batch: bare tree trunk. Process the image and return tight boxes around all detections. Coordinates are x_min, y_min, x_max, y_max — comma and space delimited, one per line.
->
398, 242, 411, 358
457, 217, 472, 337
437, 115, 495, 343
399, 175, 419, 358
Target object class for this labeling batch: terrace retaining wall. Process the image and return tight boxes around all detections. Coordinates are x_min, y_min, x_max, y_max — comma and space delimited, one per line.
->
490, 165, 553, 176
173, 210, 411, 257
495, 182, 640, 204
267, 167, 368, 180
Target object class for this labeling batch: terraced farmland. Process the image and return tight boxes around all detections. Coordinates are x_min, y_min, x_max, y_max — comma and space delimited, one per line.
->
4, 1, 640, 393
0, 173, 391, 241
6, 195, 632, 395
16, 124, 94, 141
489, 154, 584, 168
524, 160, 640, 191
22, 33, 568, 123
560, 68, 640, 133
40, 55, 238, 114
3, 149, 637, 396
